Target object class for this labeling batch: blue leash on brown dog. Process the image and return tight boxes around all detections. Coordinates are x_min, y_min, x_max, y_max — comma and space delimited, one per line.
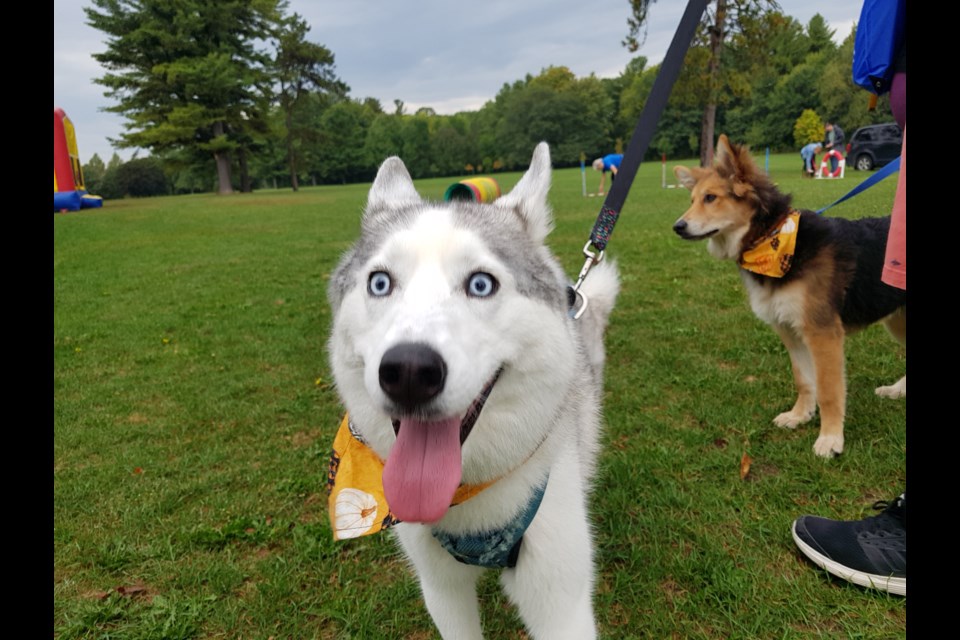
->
814, 157, 901, 215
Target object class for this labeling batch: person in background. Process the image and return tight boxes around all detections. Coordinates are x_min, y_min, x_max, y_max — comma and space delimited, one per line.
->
800, 142, 822, 175
822, 122, 845, 172
792, 1, 906, 597
592, 153, 623, 196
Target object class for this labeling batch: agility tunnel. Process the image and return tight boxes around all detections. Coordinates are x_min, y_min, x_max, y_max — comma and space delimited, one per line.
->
54, 107, 103, 212
443, 177, 501, 203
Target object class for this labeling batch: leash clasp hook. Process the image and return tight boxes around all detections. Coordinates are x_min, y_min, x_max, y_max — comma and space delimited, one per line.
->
570, 241, 604, 320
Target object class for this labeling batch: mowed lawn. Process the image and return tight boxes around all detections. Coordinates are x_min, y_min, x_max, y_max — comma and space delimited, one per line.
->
54, 151, 906, 639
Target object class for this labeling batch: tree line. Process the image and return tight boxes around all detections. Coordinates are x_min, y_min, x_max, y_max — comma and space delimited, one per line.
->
83, 0, 893, 198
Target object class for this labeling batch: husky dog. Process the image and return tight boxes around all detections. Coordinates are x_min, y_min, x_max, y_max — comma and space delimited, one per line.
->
672, 135, 906, 458
327, 143, 618, 639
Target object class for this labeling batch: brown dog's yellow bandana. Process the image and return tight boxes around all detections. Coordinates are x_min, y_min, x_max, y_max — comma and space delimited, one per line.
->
326, 415, 492, 541
738, 211, 800, 277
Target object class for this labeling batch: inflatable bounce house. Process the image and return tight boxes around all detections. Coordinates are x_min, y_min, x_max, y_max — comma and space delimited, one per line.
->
54, 107, 103, 212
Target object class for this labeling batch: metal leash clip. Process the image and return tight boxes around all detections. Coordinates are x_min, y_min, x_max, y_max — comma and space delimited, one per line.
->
568, 241, 604, 320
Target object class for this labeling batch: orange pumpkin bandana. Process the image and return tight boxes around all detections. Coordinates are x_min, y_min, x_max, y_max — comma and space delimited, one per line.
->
326, 415, 492, 540
738, 211, 800, 278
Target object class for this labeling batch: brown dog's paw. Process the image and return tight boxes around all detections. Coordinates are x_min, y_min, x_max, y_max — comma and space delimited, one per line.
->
773, 410, 814, 430
875, 376, 906, 399
813, 434, 843, 458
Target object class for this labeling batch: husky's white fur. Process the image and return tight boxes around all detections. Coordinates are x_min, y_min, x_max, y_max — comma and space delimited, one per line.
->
327, 143, 619, 639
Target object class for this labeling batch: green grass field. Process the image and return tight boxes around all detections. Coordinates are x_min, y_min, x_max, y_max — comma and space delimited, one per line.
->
54, 151, 906, 639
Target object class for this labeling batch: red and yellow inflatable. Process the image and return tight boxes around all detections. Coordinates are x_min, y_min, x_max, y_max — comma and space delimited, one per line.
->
54, 107, 103, 212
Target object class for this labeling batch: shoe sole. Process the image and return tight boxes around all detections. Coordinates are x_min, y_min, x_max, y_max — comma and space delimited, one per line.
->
791, 521, 906, 596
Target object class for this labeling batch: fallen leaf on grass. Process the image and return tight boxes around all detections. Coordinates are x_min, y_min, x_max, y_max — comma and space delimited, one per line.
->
115, 584, 149, 597
739, 452, 752, 480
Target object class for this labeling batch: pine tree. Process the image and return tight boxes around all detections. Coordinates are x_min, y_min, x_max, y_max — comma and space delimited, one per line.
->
85, 0, 282, 194
273, 13, 348, 191
624, 0, 782, 166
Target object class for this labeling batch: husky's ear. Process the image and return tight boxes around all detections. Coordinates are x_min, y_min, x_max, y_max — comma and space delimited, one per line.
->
495, 142, 553, 243
674, 166, 700, 190
365, 157, 422, 214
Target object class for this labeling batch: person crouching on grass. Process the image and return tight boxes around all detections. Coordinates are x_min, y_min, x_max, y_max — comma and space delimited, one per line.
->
592, 153, 623, 196
801, 142, 822, 175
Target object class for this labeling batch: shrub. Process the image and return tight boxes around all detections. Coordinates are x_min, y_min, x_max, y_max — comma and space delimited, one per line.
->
793, 109, 824, 148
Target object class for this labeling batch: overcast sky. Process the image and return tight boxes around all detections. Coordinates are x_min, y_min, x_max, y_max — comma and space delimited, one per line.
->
53, 0, 861, 165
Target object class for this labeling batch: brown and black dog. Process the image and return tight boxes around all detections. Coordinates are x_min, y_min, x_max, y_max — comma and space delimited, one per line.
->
672, 135, 905, 457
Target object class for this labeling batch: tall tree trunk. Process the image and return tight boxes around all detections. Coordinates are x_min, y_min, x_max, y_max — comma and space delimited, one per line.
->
700, 104, 717, 167
700, 0, 727, 167
238, 148, 252, 193
285, 103, 299, 192
215, 152, 234, 194
213, 121, 234, 194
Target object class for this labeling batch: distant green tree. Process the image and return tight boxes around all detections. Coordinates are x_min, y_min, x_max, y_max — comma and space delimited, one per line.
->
364, 114, 406, 167
107, 153, 123, 173
605, 56, 648, 145
794, 109, 824, 147
624, 0, 782, 165
753, 56, 826, 150
247, 106, 291, 189
401, 115, 433, 178
99, 154, 125, 199
85, 0, 282, 195
82, 153, 106, 194
117, 157, 170, 197
805, 13, 836, 53
273, 12, 348, 190
720, 11, 809, 148
817, 27, 892, 133
430, 120, 471, 177
314, 100, 374, 184
160, 148, 217, 194
97, 157, 169, 198
483, 67, 609, 169
617, 62, 656, 131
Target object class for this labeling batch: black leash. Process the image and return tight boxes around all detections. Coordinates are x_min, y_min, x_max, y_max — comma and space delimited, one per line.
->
571, 0, 708, 318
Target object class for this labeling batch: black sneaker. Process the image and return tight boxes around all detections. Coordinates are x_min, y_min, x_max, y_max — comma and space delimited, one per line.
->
791, 494, 906, 596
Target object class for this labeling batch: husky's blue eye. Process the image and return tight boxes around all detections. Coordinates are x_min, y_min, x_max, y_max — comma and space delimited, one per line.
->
466, 272, 498, 298
368, 271, 392, 296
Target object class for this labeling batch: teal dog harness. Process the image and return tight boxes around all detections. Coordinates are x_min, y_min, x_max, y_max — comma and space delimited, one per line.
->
432, 478, 548, 569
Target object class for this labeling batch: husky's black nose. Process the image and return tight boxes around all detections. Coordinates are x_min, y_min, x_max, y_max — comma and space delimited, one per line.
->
379, 343, 447, 409
672, 219, 688, 235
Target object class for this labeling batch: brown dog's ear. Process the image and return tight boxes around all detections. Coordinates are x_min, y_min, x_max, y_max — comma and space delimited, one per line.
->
673, 166, 700, 190
715, 135, 732, 161
714, 134, 738, 174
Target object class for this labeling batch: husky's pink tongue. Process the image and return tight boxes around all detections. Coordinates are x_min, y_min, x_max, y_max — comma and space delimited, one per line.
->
382, 417, 462, 523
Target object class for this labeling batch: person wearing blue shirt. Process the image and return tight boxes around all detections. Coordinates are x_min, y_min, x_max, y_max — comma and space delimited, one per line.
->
800, 142, 822, 175
592, 153, 623, 195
